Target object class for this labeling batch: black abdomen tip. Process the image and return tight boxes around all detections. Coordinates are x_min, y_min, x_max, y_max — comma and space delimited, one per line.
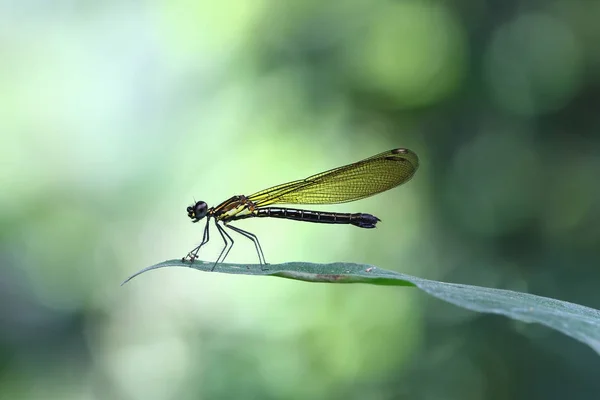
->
351, 213, 381, 228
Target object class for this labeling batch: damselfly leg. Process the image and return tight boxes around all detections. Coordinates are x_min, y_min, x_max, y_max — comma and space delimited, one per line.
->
182, 216, 211, 262
213, 219, 234, 271
226, 224, 267, 266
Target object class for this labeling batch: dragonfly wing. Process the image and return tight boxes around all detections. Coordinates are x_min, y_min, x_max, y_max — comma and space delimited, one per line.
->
248, 148, 419, 206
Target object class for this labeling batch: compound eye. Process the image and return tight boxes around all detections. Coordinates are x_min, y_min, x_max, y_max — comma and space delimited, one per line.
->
193, 201, 208, 219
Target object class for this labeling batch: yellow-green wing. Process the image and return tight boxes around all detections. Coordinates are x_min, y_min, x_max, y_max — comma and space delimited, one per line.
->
248, 148, 419, 206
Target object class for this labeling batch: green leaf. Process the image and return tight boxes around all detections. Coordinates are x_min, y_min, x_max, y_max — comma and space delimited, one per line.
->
122, 260, 600, 355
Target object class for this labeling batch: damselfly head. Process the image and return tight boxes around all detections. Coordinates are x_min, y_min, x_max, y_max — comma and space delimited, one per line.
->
187, 201, 208, 222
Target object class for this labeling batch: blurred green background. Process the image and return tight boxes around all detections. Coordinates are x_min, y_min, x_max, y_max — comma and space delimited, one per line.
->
2, 0, 600, 399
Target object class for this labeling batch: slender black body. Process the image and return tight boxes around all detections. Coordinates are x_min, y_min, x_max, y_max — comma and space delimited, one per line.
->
183, 148, 419, 270
255, 208, 380, 228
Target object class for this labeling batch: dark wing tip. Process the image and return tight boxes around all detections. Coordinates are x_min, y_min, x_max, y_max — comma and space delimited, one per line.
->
390, 148, 419, 170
